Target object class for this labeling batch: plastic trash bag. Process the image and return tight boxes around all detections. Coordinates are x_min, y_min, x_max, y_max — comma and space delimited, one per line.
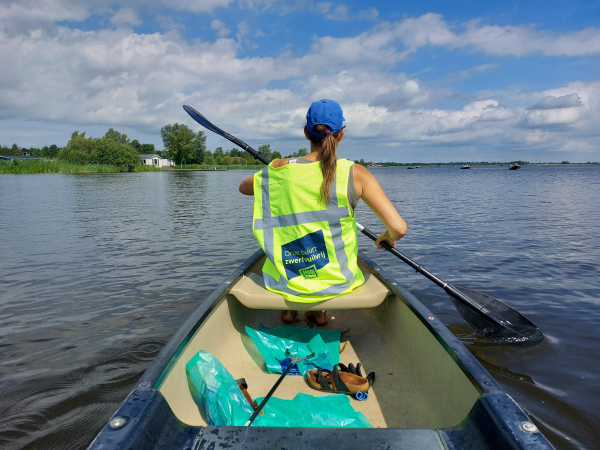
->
246, 325, 341, 375
186, 350, 372, 428
186, 349, 254, 426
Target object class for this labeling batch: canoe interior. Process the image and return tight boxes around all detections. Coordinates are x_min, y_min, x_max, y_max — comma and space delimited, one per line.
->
157, 255, 481, 429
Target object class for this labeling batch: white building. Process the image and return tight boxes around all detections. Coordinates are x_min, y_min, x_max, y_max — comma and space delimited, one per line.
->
140, 154, 174, 168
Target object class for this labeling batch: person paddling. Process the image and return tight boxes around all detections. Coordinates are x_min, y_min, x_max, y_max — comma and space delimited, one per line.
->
239, 99, 406, 325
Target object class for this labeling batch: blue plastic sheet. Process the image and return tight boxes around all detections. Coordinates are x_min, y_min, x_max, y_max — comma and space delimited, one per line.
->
246, 325, 341, 375
186, 350, 372, 428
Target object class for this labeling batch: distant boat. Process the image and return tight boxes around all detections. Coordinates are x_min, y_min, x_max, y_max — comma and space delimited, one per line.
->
407, 166, 414, 169
509, 164, 521, 170
460, 164, 471, 169
415, 166, 420, 169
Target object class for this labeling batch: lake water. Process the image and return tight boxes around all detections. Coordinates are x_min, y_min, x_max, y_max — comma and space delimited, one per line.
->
0, 165, 599, 449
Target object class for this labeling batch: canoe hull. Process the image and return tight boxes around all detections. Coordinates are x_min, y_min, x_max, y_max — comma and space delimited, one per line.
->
88, 249, 554, 450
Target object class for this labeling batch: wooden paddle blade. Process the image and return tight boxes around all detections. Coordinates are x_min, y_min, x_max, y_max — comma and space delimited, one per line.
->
449, 286, 543, 344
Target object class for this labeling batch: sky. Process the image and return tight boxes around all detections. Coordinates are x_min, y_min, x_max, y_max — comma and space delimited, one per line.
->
1, 0, 599, 162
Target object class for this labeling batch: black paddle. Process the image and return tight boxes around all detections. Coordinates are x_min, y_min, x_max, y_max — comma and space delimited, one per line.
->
182, 105, 543, 344
245, 350, 315, 426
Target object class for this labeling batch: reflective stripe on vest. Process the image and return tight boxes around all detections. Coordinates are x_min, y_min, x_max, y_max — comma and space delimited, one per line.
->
252, 159, 363, 301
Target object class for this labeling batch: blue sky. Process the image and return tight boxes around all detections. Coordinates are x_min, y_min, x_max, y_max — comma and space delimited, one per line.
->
1, 0, 599, 162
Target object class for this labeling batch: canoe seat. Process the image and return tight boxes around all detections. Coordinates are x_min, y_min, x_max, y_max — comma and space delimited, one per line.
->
229, 273, 389, 310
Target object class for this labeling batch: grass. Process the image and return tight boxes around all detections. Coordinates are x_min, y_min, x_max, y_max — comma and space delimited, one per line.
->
172, 164, 264, 170
0, 160, 161, 174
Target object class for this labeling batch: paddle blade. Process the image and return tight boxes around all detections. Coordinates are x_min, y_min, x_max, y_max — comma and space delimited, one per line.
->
448, 286, 543, 344
183, 105, 223, 135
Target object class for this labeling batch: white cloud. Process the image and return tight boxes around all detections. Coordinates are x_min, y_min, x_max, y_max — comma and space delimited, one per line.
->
0, 11, 599, 161
211, 19, 231, 38
391, 13, 600, 57
358, 7, 378, 21
471, 64, 498, 72
313, 2, 349, 21
110, 8, 142, 27
528, 93, 582, 110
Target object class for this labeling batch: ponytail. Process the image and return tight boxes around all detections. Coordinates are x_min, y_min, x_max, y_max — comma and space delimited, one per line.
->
305, 124, 339, 205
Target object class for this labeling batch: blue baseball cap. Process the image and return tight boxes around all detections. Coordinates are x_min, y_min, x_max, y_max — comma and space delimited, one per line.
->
306, 99, 346, 138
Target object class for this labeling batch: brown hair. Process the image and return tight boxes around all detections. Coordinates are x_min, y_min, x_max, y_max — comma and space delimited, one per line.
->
305, 124, 339, 205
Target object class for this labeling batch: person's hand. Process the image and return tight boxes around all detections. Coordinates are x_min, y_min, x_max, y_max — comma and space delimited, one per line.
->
375, 230, 400, 250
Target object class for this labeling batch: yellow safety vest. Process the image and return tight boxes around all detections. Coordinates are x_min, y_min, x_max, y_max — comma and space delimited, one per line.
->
252, 158, 365, 303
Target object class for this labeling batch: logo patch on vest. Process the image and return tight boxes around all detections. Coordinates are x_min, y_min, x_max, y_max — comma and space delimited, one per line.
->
282, 230, 329, 280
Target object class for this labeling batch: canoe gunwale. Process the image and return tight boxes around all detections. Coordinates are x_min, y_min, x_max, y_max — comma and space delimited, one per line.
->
89, 248, 555, 450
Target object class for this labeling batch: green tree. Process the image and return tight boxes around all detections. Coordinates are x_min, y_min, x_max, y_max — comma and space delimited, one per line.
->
222, 155, 232, 165
229, 148, 243, 158
104, 128, 130, 145
58, 131, 139, 171
258, 144, 272, 160
272, 151, 282, 160
10, 144, 21, 156
204, 150, 214, 165
284, 148, 308, 158
90, 138, 139, 171
213, 147, 224, 165
161, 124, 195, 165
189, 131, 206, 164
132, 139, 157, 154
58, 131, 91, 164
41, 145, 60, 158
140, 143, 156, 153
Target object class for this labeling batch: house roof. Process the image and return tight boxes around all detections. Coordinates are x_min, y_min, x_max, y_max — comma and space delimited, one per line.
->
0, 155, 43, 160
139, 154, 172, 160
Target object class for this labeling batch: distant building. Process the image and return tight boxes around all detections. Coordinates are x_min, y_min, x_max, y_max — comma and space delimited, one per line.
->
139, 154, 174, 168
0, 155, 43, 160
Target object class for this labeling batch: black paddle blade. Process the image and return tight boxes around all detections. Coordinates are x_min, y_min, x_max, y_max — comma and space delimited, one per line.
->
448, 286, 543, 344
183, 105, 223, 135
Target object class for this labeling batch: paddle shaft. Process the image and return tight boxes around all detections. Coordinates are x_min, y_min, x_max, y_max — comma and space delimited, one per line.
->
244, 361, 294, 426
356, 224, 505, 328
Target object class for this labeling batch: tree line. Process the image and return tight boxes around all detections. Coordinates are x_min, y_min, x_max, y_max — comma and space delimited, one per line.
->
159, 123, 310, 165
2, 123, 315, 171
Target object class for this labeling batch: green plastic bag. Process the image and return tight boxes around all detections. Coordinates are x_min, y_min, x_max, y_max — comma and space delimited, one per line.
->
246, 325, 341, 375
186, 350, 372, 428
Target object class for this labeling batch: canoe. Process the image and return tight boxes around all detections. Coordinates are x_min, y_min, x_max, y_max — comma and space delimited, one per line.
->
89, 249, 554, 449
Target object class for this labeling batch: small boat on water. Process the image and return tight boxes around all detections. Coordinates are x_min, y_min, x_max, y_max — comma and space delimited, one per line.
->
509, 164, 521, 170
460, 164, 471, 169
89, 250, 553, 449
407, 166, 414, 169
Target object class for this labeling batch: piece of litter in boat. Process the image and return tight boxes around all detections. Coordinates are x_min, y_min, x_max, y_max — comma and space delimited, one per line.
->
340, 342, 348, 354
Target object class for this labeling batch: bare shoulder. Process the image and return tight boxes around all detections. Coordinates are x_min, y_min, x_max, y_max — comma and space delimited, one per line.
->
352, 163, 378, 197
271, 158, 290, 168
352, 163, 376, 182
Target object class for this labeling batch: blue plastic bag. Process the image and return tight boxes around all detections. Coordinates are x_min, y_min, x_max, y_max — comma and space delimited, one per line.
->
186, 350, 372, 428
246, 325, 341, 375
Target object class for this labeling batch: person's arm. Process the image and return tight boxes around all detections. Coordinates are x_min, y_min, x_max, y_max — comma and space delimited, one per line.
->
353, 164, 407, 249
239, 174, 254, 196
239, 159, 287, 196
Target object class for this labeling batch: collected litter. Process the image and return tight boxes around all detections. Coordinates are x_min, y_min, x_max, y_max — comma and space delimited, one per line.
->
245, 324, 341, 375
186, 350, 372, 428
